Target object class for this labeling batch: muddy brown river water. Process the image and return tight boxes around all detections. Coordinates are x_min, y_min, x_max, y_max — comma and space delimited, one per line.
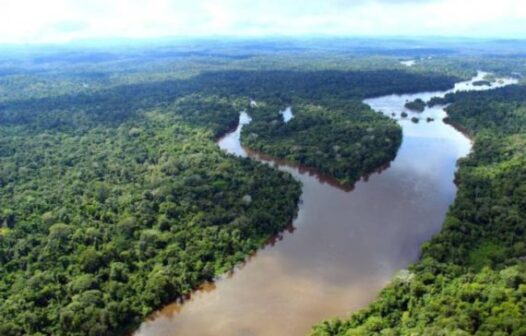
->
133, 72, 517, 336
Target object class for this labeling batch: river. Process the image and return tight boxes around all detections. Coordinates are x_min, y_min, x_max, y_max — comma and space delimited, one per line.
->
133, 71, 517, 336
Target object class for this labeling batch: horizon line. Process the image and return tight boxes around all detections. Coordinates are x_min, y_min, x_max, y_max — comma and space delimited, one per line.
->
1, 34, 526, 48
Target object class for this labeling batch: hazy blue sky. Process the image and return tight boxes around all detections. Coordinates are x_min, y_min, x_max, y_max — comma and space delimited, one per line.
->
0, 0, 525, 43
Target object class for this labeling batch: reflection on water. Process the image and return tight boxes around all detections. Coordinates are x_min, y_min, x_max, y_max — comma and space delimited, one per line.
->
216, 112, 252, 157
280, 106, 294, 123
133, 72, 517, 336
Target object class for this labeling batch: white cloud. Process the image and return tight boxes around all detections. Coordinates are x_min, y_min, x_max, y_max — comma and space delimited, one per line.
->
0, 0, 524, 44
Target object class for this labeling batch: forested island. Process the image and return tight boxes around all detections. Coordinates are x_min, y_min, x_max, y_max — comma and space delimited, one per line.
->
242, 101, 401, 184
472, 80, 492, 87
404, 98, 426, 112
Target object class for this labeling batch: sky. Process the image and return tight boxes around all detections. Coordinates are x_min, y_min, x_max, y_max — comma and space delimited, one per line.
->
0, 0, 525, 44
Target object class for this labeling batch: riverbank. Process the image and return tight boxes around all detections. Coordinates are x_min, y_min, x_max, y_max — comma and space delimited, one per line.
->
312, 77, 524, 336
132, 72, 515, 336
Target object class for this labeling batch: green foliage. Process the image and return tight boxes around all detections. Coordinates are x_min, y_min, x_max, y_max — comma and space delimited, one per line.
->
467, 241, 507, 271
312, 263, 526, 336
0, 44, 469, 335
472, 80, 492, 87
0, 87, 301, 335
243, 101, 401, 185
312, 84, 526, 335
404, 98, 426, 112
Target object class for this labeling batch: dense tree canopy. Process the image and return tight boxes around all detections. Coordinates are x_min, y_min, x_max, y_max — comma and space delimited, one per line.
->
243, 101, 401, 185
404, 98, 426, 112
0, 99, 302, 335
311, 84, 526, 336
0, 47, 465, 336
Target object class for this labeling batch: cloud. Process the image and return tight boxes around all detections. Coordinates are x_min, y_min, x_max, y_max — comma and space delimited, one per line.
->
51, 21, 89, 33
0, 0, 524, 44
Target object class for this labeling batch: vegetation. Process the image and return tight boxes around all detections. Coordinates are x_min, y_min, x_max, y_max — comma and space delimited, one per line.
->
243, 101, 401, 184
0, 81, 302, 335
472, 80, 492, 87
0, 45, 462, 336
311, 84, 526, 335
404, 98, 426, 112
5, 40, 525, 336
229, 70, 456, 185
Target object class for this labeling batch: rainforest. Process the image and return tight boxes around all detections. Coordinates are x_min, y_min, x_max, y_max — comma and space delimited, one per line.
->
0, 37, 525, 336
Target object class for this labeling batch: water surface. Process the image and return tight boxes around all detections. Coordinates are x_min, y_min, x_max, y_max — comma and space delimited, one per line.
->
280, 106, 294, 123
134, 71, 516, 336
